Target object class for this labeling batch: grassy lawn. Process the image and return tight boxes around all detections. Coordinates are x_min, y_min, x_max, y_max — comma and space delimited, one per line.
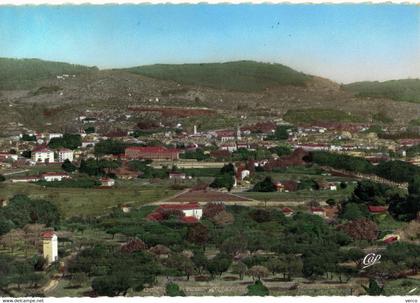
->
0, 181, 179, 218
239, 187, 354, 202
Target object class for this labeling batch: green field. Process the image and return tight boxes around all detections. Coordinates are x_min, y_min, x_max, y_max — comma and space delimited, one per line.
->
239, 187, 354, 202
283, 108, 366, 124
0, 181, 178, 218
124, 60, 312, 92
343, 79, 420, 104
0, 57, 97, 90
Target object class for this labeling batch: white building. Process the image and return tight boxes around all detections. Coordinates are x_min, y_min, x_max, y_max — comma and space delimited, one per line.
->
32, 147, 55, 163
41, 172, 70, 182
49, 133, 63, 141
57, 148, 74, 162
41, 231, 58, 264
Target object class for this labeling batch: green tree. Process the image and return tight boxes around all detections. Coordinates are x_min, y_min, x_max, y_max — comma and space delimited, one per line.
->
62, 159, 77, 173
165, 283, 186, 296
246, 280, 269, 296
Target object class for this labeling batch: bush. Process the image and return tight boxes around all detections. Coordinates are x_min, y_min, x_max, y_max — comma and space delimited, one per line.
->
165, 282, 186, 296
246, 280, 269, 296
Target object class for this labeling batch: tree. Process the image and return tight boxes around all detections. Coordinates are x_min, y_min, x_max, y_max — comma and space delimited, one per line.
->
209, 173, 235, 191
120, 239, 147, 254
249, 209, 272, 223
265, 256, 286, 276
362, 278, 385, 296
191, 250, 208, 274
231, 261, 247, 280
220, 235, 248, 256
247, 265, 269, 280
164, 253, 195, 280
246, 280, 269, 296
203, 203, 225, 219
212, 211, 234, 226
0, 175, 5, 182
62, 159, 77, 173
253, 177, 276, 192
48, 134, 82, 150
340, 203, 370, 220
338, 219, 379, 241
92, 274, 130, 296
69, 272, 88, 288
165, 282, 186, 296
187, 223, 209, 248
207, 253, 232, 278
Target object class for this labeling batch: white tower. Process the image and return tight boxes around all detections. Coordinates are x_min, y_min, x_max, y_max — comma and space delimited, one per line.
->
193, 125, 197, 135
41, 231, 58, 264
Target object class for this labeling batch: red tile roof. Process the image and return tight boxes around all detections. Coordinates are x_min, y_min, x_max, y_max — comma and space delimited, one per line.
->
40, 231, 56, 238
310, 207, 325, 213
282, 207, 294, 213
368, 205, 388, 213
33, 145, 52, 153
383, 236, 398, 244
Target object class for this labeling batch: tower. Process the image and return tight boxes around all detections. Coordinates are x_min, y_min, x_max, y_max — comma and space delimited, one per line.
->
236, 125, 241, 140
193, 125, 197, 135
41, 231, 58, 264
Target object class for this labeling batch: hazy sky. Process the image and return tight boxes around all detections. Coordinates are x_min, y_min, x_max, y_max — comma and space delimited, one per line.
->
0, 4, 419, 83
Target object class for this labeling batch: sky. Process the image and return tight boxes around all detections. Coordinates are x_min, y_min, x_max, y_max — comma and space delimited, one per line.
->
0, 4, 419, 83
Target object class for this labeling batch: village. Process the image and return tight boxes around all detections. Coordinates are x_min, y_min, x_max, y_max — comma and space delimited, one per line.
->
0, 104, 420, 297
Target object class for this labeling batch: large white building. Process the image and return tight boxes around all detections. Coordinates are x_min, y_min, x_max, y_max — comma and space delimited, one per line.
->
57, 148, 74, 162
32, 146, 55, 163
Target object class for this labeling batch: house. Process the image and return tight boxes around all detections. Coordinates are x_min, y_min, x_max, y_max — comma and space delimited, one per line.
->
239, 169, 250, 180
169, 172, 187, 180
57, 148, 74, 163
41, 172, 70, 182
100, 177, 115, 187
215, 130, 237, 142
274, 180, 298, 192
41, 231, 58, 264
282, 207, 294, 217
81, 141, 96, 148
368, 205, 388, 214
150, 202, 203, 221
310, 207, 326, 218
125, 146, 180, 161
382, 234, 400, 244
32, 146, 55, 163
220, 143, 237, 152
317, 181, 337, 191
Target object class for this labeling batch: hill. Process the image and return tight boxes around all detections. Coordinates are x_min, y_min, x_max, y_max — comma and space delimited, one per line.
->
123, 60, 312, 92
0, 58, 98, 90
343, 79, 420, 104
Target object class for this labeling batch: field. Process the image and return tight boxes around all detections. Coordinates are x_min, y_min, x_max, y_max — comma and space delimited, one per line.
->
239, 188, 354, 203
0, 180, 179, 218
344, 79, 420, 104
283, 108, 366, 124
124, 61, 312, 92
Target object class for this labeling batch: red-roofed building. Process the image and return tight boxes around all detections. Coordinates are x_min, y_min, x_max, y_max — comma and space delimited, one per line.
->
154, 202, 203, 221
125, 146, 180, 160
383, 236, 399, 244
310, 207, 326, 218
282, 207, 294, 217
368, 205, 388, 214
